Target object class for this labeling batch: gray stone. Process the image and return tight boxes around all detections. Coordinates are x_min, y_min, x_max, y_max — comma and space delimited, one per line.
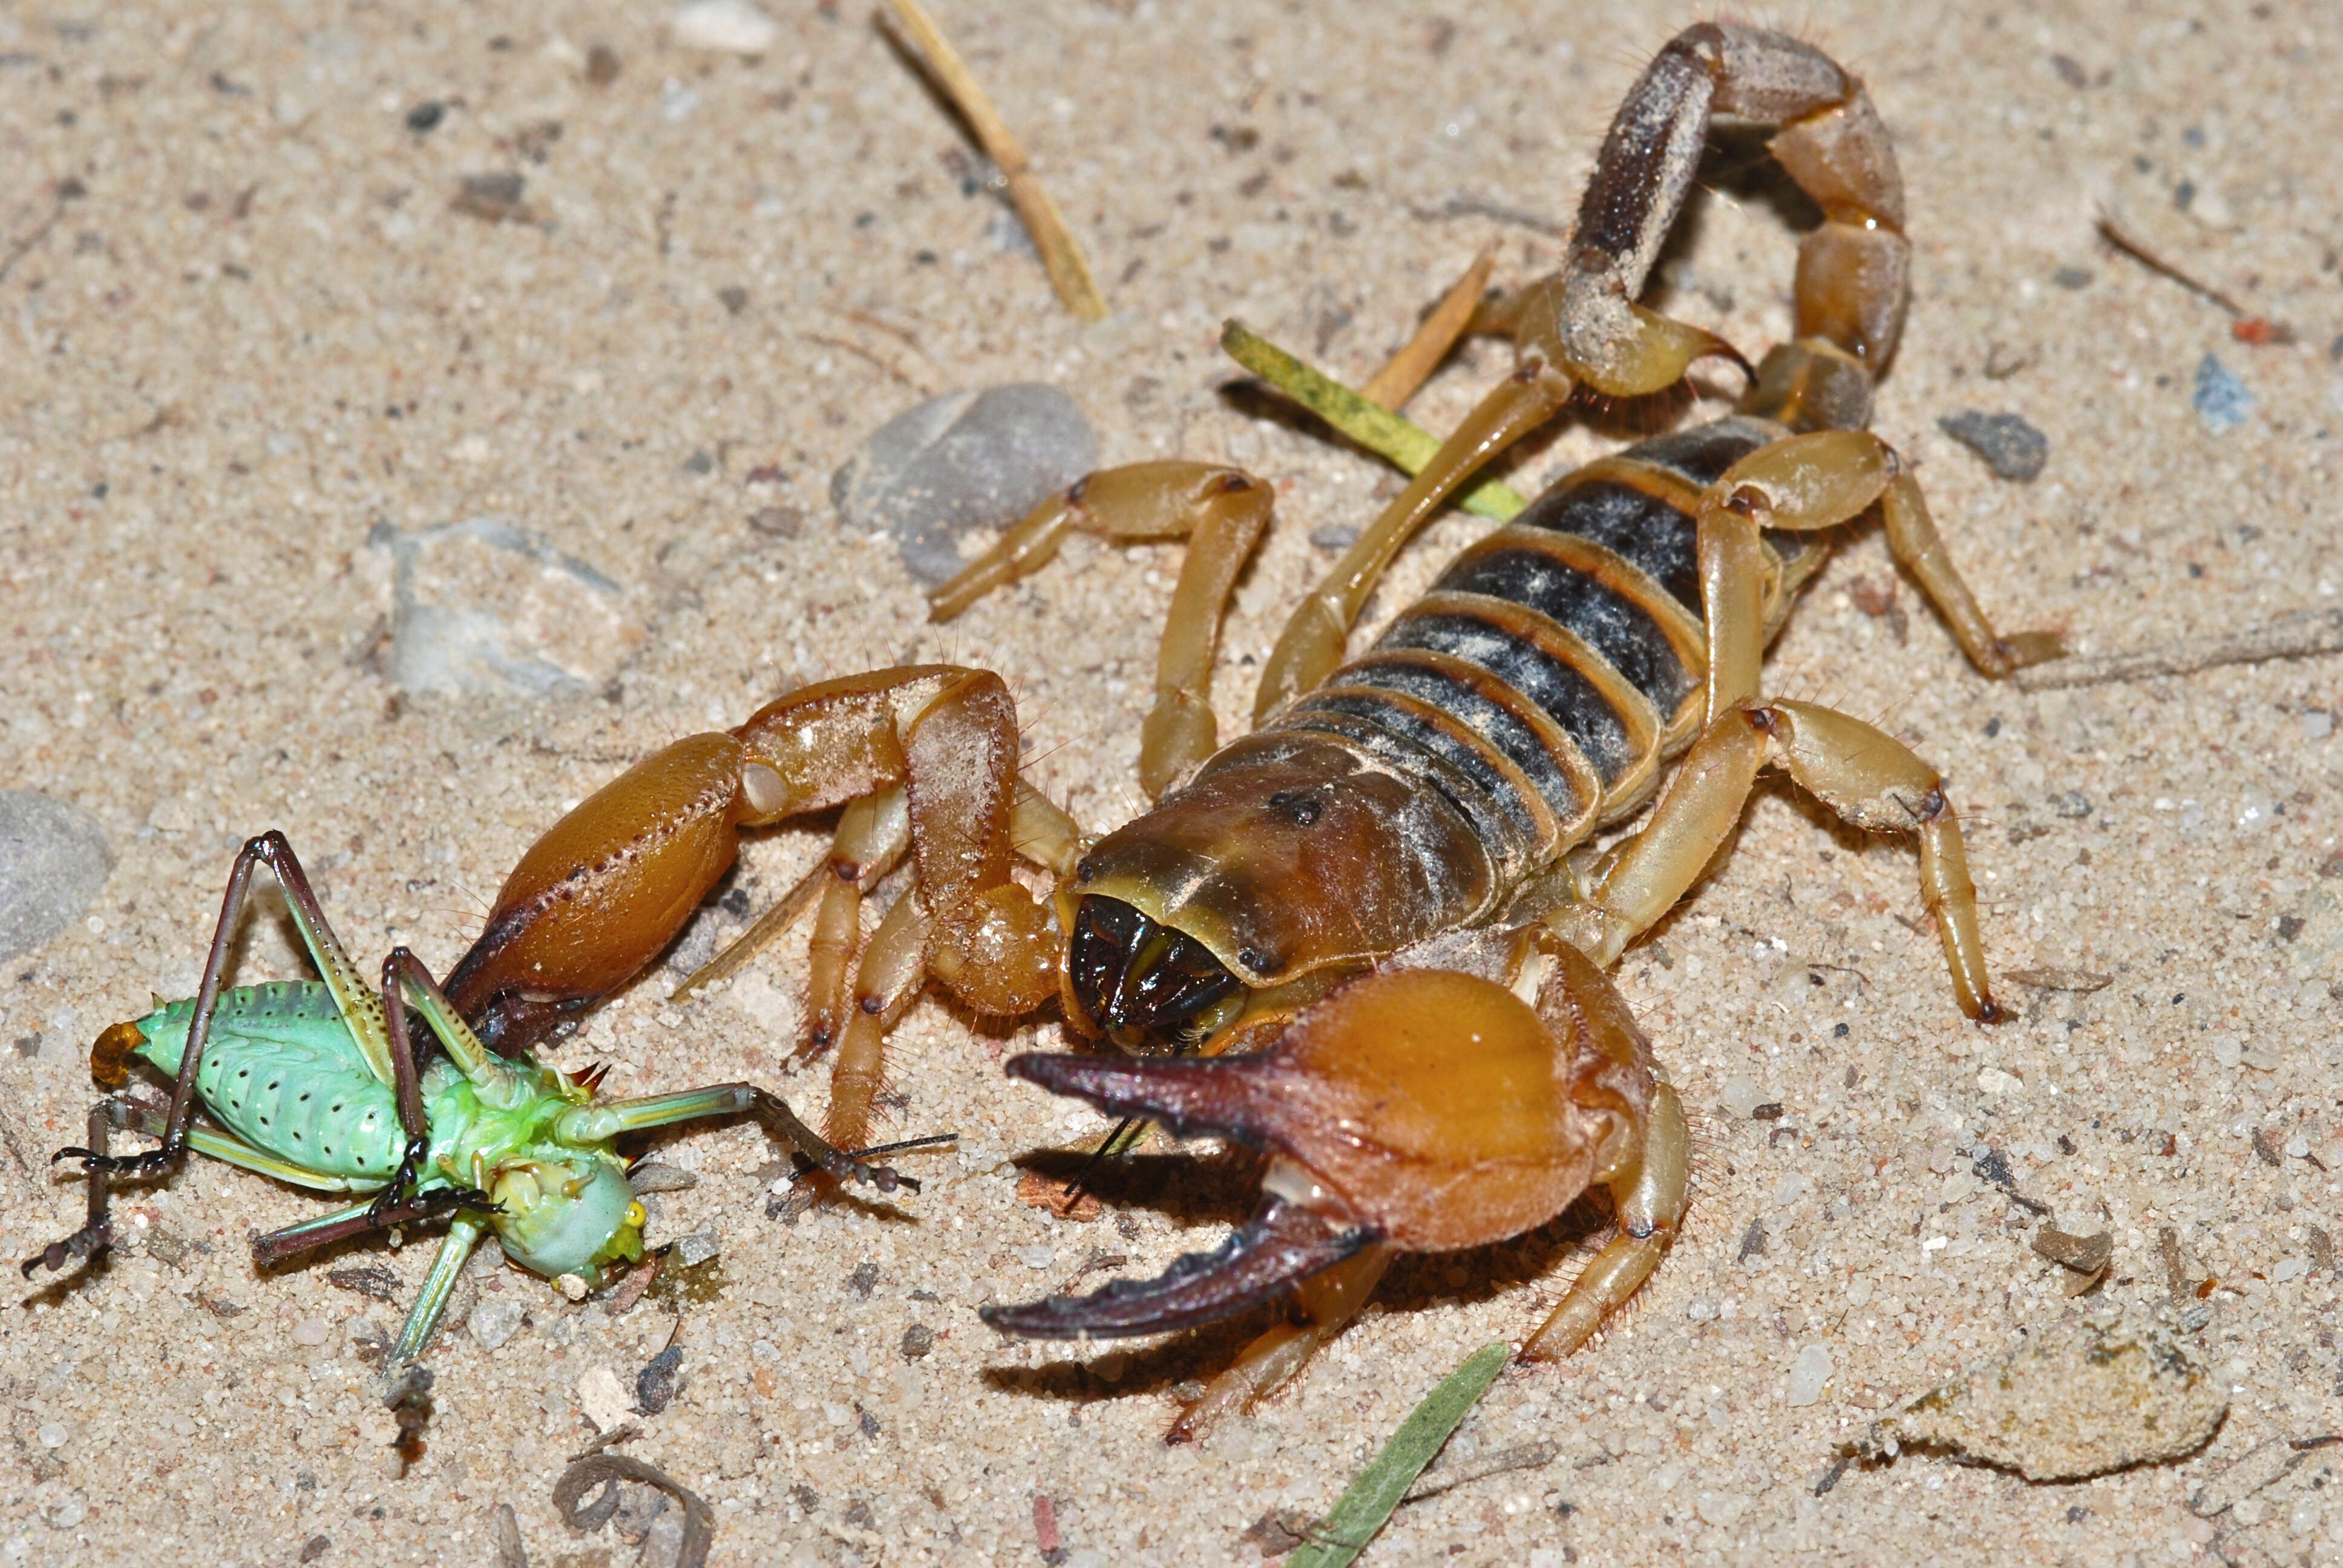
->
1855, 1305, 2225, 1480
831, 384, 1096, 586
468, 1297, 525, 1351
2192, 353, 2256, 436
367, 517, 635, 699
1786, 1342, 1834, 1406
0, 792, 114, 962
1938, 410, 2050, 481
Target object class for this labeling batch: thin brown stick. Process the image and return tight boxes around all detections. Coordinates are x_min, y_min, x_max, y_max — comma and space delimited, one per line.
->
2096, 212, 2247, 318
668, 859, 827, 1003
1398, 1439, 1561, 1505
1360, 249, 1496, 412
883, 0, 1107, 322
2013, 608, 2343, 691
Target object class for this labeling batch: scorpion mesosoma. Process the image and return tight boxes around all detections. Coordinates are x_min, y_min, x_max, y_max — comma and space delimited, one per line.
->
23, 832, 928, 1362
74, 26, 2058, 1434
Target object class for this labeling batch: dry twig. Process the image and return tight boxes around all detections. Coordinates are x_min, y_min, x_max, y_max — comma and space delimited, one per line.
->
883, 0, 1107, 322
1360, 249, 1496, 411
2014, 609, 2343, 691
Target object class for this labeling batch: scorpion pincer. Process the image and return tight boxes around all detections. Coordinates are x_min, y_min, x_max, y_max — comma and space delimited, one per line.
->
256, 25, 2062, 1436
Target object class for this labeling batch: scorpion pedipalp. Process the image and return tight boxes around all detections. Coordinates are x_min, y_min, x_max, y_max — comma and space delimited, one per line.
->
986, 948, 1687, 1414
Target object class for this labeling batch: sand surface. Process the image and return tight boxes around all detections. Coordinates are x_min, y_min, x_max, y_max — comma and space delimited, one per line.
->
5, 1, 2343, 1563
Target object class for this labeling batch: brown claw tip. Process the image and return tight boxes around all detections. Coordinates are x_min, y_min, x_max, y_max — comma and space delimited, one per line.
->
980, 1197, 1372, 1341
1976, 998, 2008, 1025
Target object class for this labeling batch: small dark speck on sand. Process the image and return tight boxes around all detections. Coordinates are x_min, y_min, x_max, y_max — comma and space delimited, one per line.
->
1939, 410, 2050, 480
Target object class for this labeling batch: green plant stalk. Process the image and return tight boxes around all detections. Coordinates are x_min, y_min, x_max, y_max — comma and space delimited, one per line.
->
1219, 321, 1530, 522
1289, 1341, 1512, 1568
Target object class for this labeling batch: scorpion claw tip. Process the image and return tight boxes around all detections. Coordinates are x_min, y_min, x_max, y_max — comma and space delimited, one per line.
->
985, 1196, 1372, 1341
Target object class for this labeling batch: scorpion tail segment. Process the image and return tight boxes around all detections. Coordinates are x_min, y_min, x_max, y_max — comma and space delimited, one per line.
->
980, 1197, 1375, 1341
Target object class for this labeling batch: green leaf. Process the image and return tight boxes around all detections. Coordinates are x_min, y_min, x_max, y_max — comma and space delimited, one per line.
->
1218, 322, 1529, 522
1289, 1341, 1511, 1568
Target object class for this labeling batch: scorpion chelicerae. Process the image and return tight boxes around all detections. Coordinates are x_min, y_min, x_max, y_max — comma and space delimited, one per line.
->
30, 24, 2062, 1440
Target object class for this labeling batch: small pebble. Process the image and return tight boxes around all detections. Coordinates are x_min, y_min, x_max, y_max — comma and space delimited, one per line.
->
1719, 1074, 1764, 1119
45, 1498, 86, 1531
1309, 523, 1361, 550
404, 100, 445, 133
577, 1365, 631, 1432
831, 384, 1098, 586
1857, 1307, 2226, 1480
36, 1423, 68, 1449
637, 1345, 684, 1415
0, 791, 114, 962
470, 1298, 525, 1351
900, 1324, 936, 1361
2051, 789, 2092, 818
1786, 1342, 1835, 1407
2051, 266, 2094, 289
290, 1316, 332, 1347
1978, 1066, 2022, 1095
555, 1272, 589, 1301
453, 172, 528, 223
670, 0, 781, 54
2302, 711, 2334, 740
1016, 1245, 1057, 1270
673, 1230, 721, 1268
2192, 353, 2255, 435
584, 44, 621, 85
1938, 410, 2050, 481
748, 505, 803, 538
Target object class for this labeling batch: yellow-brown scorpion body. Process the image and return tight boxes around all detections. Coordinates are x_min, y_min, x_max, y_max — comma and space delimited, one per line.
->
358, 25, 2059, 1437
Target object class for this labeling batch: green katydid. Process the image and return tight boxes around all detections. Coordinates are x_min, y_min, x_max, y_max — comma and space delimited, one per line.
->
25, 831, 942, 1363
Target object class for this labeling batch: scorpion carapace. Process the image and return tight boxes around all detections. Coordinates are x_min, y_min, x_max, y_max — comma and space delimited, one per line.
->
319, 23, 2063, 1438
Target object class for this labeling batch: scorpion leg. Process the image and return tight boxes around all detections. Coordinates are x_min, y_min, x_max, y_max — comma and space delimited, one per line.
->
989, 950, 1673, 1440
729, 669, 1061, 1160
1554, 698, 2003, 1020
1255, 362, 1576, 717
1878, 468, 2066, 676
929, 462, 1275, 799
802, 785, 911, 1060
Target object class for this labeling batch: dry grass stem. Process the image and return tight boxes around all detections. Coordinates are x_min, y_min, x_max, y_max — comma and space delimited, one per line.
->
1360, 249, 1496, 411
884, 0, 1108, 322
2014, 607, 2343, 691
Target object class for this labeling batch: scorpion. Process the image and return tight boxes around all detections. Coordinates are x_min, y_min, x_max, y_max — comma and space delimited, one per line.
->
29, 25, 2060, 1440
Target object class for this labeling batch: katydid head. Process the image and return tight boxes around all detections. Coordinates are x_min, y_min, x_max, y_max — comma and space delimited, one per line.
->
487, 1153, 645, 1285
